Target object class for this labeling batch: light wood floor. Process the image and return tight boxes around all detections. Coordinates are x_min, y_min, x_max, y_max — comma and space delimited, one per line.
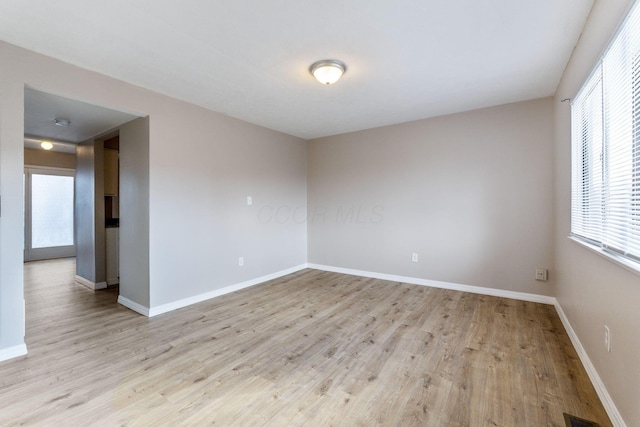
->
0, 259, 609, 426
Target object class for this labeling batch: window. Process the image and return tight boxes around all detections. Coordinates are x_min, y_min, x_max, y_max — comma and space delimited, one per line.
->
31, 173, 75, 248
24, 167, 76, 261
571, 1, 640, 268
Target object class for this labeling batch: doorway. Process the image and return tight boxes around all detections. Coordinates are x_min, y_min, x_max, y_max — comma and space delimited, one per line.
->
20, 86, 150, 325
23, 166, 76, 261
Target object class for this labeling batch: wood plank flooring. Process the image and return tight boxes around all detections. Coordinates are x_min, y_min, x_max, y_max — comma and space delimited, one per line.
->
0, 258, 610, 426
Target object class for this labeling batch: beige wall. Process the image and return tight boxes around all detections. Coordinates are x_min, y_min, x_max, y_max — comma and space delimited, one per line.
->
0, 41, 307, 354
554, 0, 640, 424
24, 148, 75, 169
308, 97, 555, 295
147, 92, 308, 307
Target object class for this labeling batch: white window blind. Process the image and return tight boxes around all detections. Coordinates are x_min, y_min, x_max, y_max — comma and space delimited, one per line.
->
571, 0, 640, 265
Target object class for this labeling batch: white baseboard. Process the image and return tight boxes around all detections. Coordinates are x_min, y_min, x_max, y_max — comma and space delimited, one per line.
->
106, 278, 119, 286
148, 264, 309, 317
0, 343, 27, 363
554, 302, 627, 427
307, 263, 556, 305
117, 296, 150, 317
75, 275, 107, 290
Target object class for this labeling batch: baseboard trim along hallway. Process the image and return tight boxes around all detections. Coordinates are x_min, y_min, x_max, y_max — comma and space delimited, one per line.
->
117, 296, 150, 317
307, 263, 556, 305
554, 302, 626, 427
145, 264, 309, 317
74, 274, 107, 290
0, 344, 27, 363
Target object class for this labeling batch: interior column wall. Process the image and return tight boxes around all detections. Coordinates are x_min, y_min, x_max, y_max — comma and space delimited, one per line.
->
0, 80, 26, 355
75, 142, 98, 284
119, 117, 150, 307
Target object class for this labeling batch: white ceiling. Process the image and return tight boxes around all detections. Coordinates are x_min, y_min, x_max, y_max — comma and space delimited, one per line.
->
24, 88, 140, 152
2, 0, 594, 139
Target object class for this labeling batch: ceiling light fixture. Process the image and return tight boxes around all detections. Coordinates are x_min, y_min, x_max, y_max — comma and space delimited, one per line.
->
310, 60, 346, 85
40, 141, 54, 150
54, 118, 71, 127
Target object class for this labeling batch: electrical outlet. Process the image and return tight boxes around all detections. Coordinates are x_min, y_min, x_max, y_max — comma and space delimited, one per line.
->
411, 253, 418, 263
247, 196, 253, 206
238, 256, 244, 267
535, 268, 548, 281
604, 325, 611, 352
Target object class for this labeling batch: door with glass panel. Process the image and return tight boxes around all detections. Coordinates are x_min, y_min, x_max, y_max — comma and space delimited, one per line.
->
24, 167, 76, 261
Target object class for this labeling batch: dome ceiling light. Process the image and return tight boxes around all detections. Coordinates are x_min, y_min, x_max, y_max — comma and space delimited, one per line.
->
54, 118, 71, 127
309, 60, 346, 85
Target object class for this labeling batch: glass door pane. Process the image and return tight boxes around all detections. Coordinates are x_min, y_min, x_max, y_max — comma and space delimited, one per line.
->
24, 167, 76, 262
31, 174, 75, 248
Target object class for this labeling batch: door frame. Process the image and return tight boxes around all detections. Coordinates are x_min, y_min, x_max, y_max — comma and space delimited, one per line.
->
24, 165, 76, 262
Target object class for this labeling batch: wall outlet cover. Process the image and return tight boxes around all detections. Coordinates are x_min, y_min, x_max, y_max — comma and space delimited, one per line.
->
535, 268, 548, 281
